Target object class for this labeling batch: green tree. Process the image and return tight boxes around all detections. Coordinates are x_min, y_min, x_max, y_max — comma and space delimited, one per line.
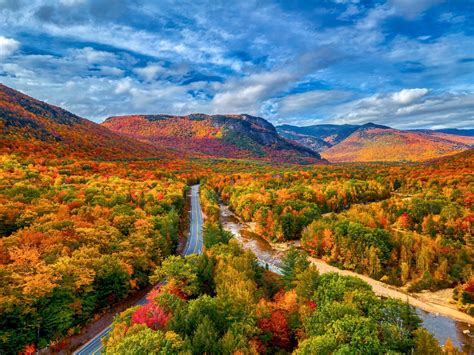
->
413, 328, 443, 355
94, 255, 130, 308
294, 265, 320, 301
203, 222, 232, 248
294, 335, 338, 355
281, 246, 310, 289
192, 316, 219, 354
150, 256, 199, 297
106, 325, 187, 355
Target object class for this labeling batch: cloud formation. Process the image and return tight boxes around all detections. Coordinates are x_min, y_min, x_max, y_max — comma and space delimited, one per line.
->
0, 36, 20, 58
392, 88, 429, 105
0, 0, 472, 129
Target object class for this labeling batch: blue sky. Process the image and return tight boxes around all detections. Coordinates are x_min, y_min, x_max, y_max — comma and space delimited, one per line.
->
0, 0, 473, 129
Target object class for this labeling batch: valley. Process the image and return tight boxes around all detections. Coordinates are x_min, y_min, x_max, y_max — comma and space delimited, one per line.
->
0, 84, 472, 354
2, 1, 473, 353
219, 202, 474, 351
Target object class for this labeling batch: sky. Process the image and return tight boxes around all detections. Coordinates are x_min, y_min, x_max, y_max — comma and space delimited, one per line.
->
0, 0, 473, 129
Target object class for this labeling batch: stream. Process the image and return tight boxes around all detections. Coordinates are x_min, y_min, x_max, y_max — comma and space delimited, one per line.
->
219, 204, 474, 353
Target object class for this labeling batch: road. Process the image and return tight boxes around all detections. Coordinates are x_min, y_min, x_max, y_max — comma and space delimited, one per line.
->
74, 184, 203, 355
183, 185, 204, 256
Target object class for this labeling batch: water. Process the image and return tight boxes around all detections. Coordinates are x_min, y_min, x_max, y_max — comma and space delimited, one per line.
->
220, 204, 474, 353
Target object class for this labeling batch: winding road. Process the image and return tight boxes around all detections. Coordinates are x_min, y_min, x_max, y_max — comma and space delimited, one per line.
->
74, 184, 203, 355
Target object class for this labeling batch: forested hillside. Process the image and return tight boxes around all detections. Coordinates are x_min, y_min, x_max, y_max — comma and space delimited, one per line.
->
0, 84, 168, 160
322, 127, 474, 162
103, 226, 439, 354
103, 114, 324, 164
0, 156, 187, 352
206, 150, 474, 316
278, 122, 474, 162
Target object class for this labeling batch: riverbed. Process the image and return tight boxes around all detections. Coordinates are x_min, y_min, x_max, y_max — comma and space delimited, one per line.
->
219, 204, 474, 352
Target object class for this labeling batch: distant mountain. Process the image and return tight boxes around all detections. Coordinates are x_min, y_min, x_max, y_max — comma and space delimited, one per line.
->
277, 123, 360, 146
0, 84, 166, 160
103, 114, 325, 164
277, 122, 474, 162
275, 129, 332, 152
321, 125, 474, 162
422, 128, 474, 137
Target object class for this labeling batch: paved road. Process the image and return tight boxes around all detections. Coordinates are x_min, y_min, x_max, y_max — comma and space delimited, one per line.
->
74, 184, 203, 354
183, 185, 204, 256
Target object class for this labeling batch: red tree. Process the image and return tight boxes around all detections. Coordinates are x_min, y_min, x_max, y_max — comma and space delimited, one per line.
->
131, 303, 170, 330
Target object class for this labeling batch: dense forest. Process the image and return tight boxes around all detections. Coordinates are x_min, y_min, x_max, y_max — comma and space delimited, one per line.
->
104, 223, 442, 354
0, 154, 187, 352
1, 147, 472, 353
205, 151, 474, 316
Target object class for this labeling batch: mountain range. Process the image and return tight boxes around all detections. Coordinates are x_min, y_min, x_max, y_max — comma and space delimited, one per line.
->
102, 114, 322, 163
1, 83, 472, 164
277, 123, 474, 162
0, 84, 322, 164
0, 84, 169, 160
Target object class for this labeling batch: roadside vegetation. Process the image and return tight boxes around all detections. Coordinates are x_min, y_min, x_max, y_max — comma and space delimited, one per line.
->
0, 155, 186, 353
104, 229, 441, 354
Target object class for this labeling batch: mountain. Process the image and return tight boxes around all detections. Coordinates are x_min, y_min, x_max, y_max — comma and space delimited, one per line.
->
0, 84, 168, 160
321, 125, 474, 162
275, 129, 332, 152
102, 114, 325, 164
277, 123, 360, 146
425, 128, 474, 137
411, 129, 474, 145
277, 122, 474, 162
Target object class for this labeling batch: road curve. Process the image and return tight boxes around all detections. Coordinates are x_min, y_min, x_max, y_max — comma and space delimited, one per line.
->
73, 184, 203, 355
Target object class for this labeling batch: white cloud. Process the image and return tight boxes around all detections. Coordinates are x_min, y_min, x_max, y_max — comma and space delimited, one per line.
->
438, 12, 465, 24
210, 70, 295, 114
74, 47, 117, 63
390, 0, 443, 19
114, 78, 132, 95
329, 90, 474, 129
392, 88, 428, 104
387, 33, 474, 67
59, 0, 87, 5
0, 36, 19, 58
1, 63, 35, 78
356, 4, 394, 30
276, 90, 351, 115
134, 63, 165, 81
98, 66, 124, 76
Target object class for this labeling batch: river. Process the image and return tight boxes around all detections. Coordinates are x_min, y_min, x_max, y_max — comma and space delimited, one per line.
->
219, 204, 474, 353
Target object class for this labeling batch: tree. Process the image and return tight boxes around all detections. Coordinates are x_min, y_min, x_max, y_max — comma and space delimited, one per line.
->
203, 222, 231, 248
93, 255, 130, 308
192, 316, 219, 354
131, 302, 170, 330
412, 328, 442, 355
105, 325, 187, 355
444, 338, 461, 355
150, 256, 199, 297
294, 335, 338, 355
281, 247, 310, 289
294, 265, 320, 301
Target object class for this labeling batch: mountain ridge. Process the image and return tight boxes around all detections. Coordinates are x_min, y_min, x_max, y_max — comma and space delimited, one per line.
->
0, 83, 174, 160
277, 122, 474, 162
0, 84, 323, 164
103, 113, 325, 164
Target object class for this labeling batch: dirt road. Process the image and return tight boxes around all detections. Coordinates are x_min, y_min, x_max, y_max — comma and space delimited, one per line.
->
308, 256, 474, 324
